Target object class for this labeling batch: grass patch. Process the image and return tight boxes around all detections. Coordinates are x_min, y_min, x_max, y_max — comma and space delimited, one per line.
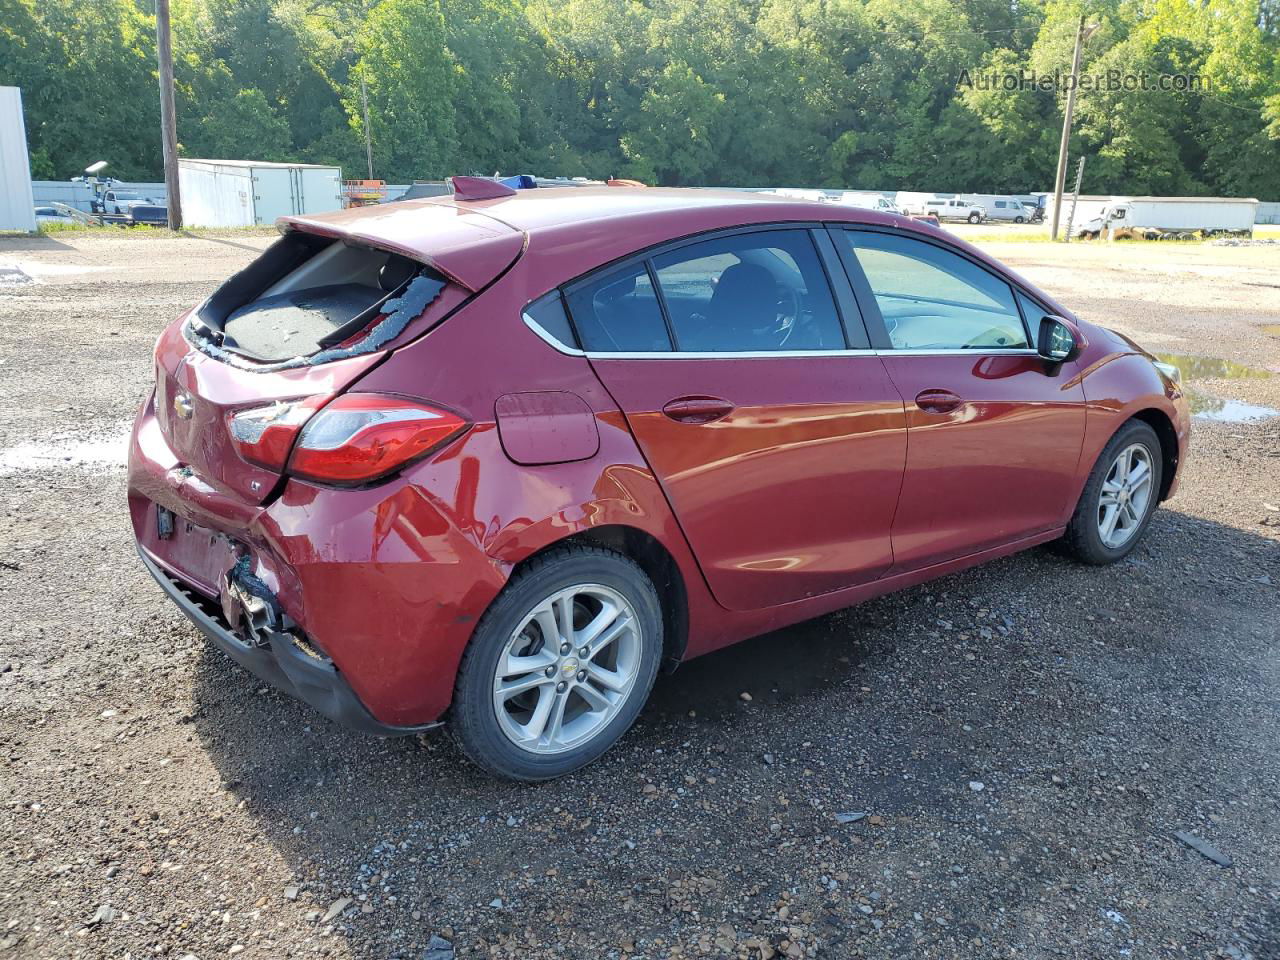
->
954, 228, 1054, 244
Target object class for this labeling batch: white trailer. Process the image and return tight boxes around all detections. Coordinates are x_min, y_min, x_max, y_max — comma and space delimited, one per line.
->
178, 159, 342, 228
0, 87, 37, 233
1076, 196, 1258, 238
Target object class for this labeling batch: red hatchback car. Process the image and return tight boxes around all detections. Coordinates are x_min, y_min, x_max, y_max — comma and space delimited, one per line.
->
129, 182, 1189, 780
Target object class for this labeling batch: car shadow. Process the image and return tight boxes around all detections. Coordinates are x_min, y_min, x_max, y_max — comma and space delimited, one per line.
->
179, 230, 271, 252
0, 233, 77, 253
187, 507, 1279, 956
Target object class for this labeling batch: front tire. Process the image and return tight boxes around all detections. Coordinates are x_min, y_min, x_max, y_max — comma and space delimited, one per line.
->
1059, 420, 1163, 564
450, 545, 663, 781
968, 212, 982, 224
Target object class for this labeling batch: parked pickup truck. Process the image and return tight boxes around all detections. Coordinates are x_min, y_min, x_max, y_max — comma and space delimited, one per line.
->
924, 198, 986, 223
92, 190, 168, 227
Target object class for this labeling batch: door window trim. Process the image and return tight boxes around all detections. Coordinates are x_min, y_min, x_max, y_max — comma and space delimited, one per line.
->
542, 223, 874, 358
826, 224, 1045, 355
521, 221, 1059, 360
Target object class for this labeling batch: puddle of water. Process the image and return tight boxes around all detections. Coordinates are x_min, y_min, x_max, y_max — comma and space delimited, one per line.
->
1154, 352, 1272, 380
1151, 353, 1279, 422
0, 432, 130, 476
1188, 393, 1280, 423
0, 264, 33, 287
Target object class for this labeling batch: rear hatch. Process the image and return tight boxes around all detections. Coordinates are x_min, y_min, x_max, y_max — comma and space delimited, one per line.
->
156, 201, 523, 504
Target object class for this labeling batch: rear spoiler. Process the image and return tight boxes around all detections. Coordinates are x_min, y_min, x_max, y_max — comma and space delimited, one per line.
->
280, 201, 526, 293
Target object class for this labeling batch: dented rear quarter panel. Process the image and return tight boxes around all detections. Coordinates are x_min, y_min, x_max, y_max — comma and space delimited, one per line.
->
294, 269, 718, 725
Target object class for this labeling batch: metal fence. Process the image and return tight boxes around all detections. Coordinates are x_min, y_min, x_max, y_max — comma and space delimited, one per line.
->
32, 180, 167, 212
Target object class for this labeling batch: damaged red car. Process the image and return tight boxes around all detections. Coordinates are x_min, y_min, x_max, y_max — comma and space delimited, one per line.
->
129, 180, 1189, 780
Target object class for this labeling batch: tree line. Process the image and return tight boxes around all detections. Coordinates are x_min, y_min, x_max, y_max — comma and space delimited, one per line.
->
3, 0, 1279, 198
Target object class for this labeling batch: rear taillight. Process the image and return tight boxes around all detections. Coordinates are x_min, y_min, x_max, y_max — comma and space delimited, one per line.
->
227, 397, 329, 471
287, 394, 468, 485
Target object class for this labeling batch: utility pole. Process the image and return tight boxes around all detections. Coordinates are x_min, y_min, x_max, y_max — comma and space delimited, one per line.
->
1050, 15, 1097, 241
155, 0, 182, 230
360, 74, 374, 179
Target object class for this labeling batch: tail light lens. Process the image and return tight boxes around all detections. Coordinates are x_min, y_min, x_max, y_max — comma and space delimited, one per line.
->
227, 397, 329, 471
287, 394, 468, 485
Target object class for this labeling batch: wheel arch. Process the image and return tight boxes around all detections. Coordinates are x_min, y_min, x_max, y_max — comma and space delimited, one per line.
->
508, 524, 690, 670
1128, 407, 1179, 501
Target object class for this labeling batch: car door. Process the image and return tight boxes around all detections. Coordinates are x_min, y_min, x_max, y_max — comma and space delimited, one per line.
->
830, 226, 1086, 572
561, 225, 908, 612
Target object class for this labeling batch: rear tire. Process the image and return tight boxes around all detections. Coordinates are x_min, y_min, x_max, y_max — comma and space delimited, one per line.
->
968, 212, 982, 224
450, 545, 663, 781
1059, 420, 1163, 565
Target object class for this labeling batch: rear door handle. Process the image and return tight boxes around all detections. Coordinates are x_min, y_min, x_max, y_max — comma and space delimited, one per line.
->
662, 396, 735, 424
915, 389, 964, 414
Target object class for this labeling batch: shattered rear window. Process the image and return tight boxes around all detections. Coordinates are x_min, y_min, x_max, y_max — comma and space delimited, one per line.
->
186, 231, 447, 370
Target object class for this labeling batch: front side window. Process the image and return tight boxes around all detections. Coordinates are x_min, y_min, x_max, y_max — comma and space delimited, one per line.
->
564, 263, 671, 352
650, 230, 846, 352
842, 231, 1029, 350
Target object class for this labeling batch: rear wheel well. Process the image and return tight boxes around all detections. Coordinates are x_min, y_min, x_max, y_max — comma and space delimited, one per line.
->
510, 526, 689, 669
1129, 408, 1178, 501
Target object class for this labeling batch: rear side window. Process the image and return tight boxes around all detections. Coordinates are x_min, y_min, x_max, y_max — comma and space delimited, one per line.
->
651, 230, 845, 352
523, 292, 579, 349
842, 231, 1029, 350
564, 263, 671, 352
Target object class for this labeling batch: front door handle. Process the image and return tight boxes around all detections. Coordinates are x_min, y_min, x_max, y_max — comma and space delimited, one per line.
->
915, 388, 964, 414
662, 396, 735, 424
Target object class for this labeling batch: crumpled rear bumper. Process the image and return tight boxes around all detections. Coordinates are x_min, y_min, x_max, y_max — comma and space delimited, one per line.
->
138, 547, 441, 737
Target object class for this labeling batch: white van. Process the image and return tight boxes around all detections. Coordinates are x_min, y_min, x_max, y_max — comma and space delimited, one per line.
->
959, 195, 1034, 223
984, 199, 1032, 222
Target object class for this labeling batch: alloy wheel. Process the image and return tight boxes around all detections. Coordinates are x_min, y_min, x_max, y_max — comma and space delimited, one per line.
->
492, 584, 642, 755
1097, 442, 1155, 549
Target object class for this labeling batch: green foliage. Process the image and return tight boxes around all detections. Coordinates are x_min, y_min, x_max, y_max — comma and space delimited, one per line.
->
1, 0, 1278, 196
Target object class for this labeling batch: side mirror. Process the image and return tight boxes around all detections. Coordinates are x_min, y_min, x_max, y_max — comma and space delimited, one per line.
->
1037, 315, 1084, 363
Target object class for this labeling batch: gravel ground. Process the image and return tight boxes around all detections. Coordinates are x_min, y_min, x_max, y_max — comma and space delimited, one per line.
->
1, 230, 1278, 960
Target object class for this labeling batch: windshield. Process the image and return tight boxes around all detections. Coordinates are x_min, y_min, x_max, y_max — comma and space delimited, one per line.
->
113, 192, 143, 200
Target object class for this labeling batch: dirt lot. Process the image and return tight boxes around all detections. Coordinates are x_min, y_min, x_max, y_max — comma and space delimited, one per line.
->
1, 229, 1278, 960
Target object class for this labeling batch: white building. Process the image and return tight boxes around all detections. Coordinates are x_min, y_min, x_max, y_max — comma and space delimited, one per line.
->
0, 87, 36, 232
178, 159, 343, 228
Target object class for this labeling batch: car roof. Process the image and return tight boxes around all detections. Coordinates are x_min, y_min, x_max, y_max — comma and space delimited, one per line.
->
428, 186, 874, 231
424, 187, 910, 282
282, 187, 1071, 317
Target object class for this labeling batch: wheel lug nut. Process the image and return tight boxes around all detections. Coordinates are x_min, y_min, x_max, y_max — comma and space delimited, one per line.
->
544, 666, 555, 677
577, 670, 587, 682
560, 642, 571, 655
579, 647, 589, 657
556, 681, 567, 692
